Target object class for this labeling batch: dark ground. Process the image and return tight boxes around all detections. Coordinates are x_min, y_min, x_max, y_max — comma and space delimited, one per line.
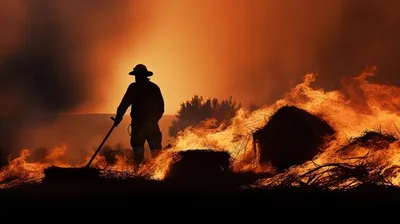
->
1, 173, 400, 211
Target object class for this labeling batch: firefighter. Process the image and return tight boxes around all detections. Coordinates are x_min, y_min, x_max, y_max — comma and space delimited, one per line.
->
114, 64, 165, 169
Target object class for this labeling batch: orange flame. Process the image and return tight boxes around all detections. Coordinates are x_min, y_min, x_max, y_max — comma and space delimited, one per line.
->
1, 68, 399, 189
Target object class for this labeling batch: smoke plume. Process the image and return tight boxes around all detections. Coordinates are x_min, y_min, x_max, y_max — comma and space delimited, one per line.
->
2, 0, 400, 153
0, 1, 148, 152
115, 0, 400, 114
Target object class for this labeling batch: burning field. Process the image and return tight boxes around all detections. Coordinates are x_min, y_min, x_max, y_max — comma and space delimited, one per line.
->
1, 67, 400, 199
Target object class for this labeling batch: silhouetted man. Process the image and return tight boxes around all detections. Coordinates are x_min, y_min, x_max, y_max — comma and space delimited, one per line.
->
114, 64, 164, 169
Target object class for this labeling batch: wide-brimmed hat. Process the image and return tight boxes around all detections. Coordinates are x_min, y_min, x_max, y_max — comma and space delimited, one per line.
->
129, 64, 153, 76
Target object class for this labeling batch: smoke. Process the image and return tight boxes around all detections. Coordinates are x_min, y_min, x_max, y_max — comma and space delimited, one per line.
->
0, 1, 150, 152
232, 0, 400, 105
316, 1, 400, 88
2, 0, 400, 152
115, 0, 400, 114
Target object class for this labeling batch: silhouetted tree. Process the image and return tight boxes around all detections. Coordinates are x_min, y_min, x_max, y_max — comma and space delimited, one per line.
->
169, 95, 241, 137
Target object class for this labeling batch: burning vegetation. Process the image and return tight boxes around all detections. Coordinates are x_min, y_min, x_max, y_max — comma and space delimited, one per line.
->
253, 105, 336, 171
256, 131, 399, 190
1, 68, 400, 191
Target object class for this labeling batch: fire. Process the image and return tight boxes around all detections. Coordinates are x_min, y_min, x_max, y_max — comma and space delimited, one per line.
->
0, 144, 134, 188
1, 67, 400, 190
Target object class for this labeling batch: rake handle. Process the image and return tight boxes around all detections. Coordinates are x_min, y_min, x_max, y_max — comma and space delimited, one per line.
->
85, 117, 117, 168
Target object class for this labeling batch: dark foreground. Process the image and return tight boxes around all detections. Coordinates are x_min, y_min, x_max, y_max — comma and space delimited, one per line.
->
1, 175, 400, 211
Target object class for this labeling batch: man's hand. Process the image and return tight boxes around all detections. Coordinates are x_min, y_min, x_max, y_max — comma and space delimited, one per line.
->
113, 115, 123, 127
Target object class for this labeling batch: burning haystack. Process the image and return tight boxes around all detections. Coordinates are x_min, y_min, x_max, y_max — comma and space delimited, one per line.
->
338, 131, 396, 155
257, 131, 399, 190
164, 149, 231, 184
253, 105, 336, 171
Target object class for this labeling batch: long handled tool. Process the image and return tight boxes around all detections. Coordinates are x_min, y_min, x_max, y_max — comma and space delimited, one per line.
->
85, 117, 116, 168
43, 117, 117, 182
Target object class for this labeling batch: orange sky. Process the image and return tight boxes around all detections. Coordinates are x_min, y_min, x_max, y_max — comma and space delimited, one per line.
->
62, 0, 400, 116
2, 0, 400, 154
79, 0, 342, 115
96, 0, 256, 115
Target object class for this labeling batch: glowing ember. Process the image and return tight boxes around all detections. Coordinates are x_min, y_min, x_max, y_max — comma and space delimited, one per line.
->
1, 68, 400, 190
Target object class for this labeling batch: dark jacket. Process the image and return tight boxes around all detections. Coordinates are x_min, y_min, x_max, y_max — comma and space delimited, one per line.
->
116, 80, 164, 122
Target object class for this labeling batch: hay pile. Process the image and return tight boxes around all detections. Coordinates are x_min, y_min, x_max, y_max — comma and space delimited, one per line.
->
164, 149, 231, 184
253, 105, 335, 171
339, 131, 396, 154
257, 131, 399, 191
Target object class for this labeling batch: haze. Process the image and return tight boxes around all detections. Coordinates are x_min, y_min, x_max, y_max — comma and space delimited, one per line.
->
1, 0, 400, 152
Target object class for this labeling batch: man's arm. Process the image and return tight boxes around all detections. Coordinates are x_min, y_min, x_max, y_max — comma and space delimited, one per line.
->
115, 84, 135, 125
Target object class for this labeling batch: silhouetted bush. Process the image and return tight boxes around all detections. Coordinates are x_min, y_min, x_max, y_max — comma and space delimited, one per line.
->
169, 95, 241, 137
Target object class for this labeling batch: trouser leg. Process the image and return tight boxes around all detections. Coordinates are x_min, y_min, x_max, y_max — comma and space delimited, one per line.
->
147, 123, 163, 158
133, 146, 145, 166
130, 129, 146, 168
